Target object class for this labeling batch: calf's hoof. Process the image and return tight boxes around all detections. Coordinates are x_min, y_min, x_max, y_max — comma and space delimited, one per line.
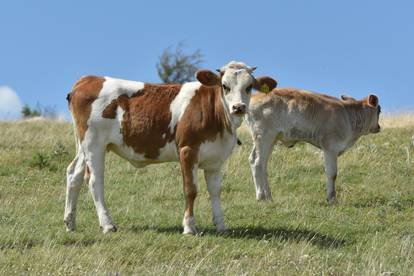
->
64, 214, 76, 232
256, 193, 273, 202
216, 223, 228, 233
216, 227, 229, 236
102, 224, 117, 234
327, 197, 338, 205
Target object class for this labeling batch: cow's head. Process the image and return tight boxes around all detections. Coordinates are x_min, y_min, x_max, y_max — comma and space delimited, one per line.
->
196, 61, 277, 126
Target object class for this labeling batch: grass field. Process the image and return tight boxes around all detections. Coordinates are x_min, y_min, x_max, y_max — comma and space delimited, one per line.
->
1, 116, 414, 275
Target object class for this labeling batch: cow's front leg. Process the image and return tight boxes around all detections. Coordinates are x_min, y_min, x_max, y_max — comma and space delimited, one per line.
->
323, 150, 338, 204
204, 168, 226, 233
179, 146, 198, 235
86, 147, 116, 233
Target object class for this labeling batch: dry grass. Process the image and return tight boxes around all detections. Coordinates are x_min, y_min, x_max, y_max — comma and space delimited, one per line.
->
380, 113, 414, 128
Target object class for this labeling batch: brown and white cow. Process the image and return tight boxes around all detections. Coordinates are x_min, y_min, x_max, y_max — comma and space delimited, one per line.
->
245, 88, 381, 204
64, 61, 277, 234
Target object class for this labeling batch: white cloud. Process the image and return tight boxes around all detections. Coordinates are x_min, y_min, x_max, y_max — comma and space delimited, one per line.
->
0, 86, 23, 120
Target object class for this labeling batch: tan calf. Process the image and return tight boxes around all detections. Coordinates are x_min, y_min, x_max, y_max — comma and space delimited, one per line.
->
246, 88, 381, 203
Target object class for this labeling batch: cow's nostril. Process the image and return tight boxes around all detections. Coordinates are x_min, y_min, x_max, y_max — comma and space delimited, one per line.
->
232, 104, 246, 113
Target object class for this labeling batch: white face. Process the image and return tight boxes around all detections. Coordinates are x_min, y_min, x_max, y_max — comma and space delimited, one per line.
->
220, 67, 255, 117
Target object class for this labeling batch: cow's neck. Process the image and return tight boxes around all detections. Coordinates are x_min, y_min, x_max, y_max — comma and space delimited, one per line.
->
344, 104, 369, 138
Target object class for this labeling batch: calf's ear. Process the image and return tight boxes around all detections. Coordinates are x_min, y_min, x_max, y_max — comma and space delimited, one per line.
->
254, 76, 277, 93
340, 94, 356, 101
367, 94, 379, 107
196, 70, 220, 86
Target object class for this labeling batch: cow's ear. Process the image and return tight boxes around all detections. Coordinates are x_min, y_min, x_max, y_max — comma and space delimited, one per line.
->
367, 94, 379, 107
340, 94, 356, 101
196, 70, 220, 86
254, 76, 277, 93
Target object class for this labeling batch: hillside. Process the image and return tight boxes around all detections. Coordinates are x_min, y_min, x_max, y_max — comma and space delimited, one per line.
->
0, 116, 413, 274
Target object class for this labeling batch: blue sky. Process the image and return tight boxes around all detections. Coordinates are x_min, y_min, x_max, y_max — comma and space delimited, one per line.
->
0, 0, 413, 119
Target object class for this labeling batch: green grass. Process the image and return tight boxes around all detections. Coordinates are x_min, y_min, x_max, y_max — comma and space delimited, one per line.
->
1, 119, 413, 275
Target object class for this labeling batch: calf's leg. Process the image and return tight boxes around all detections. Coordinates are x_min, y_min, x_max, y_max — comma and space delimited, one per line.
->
323, 150, 338, 204
249, 134, 274, 201
179, 146, 198, 234
204, 168, 226, 232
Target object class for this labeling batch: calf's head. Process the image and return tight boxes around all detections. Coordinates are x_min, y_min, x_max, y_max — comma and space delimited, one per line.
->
196, 61, 277, 124
364, 94, 381, 133
344, 94, 381, 134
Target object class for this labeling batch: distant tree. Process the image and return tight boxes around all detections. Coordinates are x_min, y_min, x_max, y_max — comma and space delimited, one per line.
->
21, 103, 57, 119
21, 104, 41, 118
156, 42, 203, 84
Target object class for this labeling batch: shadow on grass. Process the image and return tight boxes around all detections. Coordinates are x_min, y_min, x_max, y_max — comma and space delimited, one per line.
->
128, 225, 348, 249
0, 237, 100, 250
0, 239, 36, 250
61, 238, 99, 247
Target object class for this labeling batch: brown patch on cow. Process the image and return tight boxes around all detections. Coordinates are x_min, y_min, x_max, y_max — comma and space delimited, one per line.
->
176, 85, 232, 149
102, 99, 118, 119
119, 83, 182, 159
69, 76, 105, 141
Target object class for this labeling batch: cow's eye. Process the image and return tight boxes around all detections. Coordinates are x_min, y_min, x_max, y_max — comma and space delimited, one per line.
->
222, 84, 230, 92
246, 85, 253, 94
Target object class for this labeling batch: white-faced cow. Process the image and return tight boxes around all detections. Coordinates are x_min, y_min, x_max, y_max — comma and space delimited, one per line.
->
64, 61, 277, 234
245, 88, 381, 204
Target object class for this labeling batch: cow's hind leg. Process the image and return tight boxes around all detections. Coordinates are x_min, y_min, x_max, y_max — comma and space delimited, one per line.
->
249, 134, 274, 201
64, 152, 86, 231
204, 168, 226, 233
323, 150, 338, 204
179, 146, 198, 235
85, 146, 116, 233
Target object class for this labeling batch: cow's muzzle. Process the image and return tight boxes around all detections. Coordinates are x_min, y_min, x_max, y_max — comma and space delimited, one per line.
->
231, 103, 247, 115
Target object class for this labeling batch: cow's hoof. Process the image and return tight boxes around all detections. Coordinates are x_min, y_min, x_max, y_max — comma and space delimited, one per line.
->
65, 226, 75, 232
183, 216, 197, 235
183, 227, 197, 235
102, 224, 117, 234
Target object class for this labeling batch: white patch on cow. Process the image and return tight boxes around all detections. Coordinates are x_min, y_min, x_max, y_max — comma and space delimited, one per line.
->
89, 77, 144, 123
103, 77, 145, 98
86, 77, 145, 143
169, 82, 201, 133
198, 132, 236, 170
